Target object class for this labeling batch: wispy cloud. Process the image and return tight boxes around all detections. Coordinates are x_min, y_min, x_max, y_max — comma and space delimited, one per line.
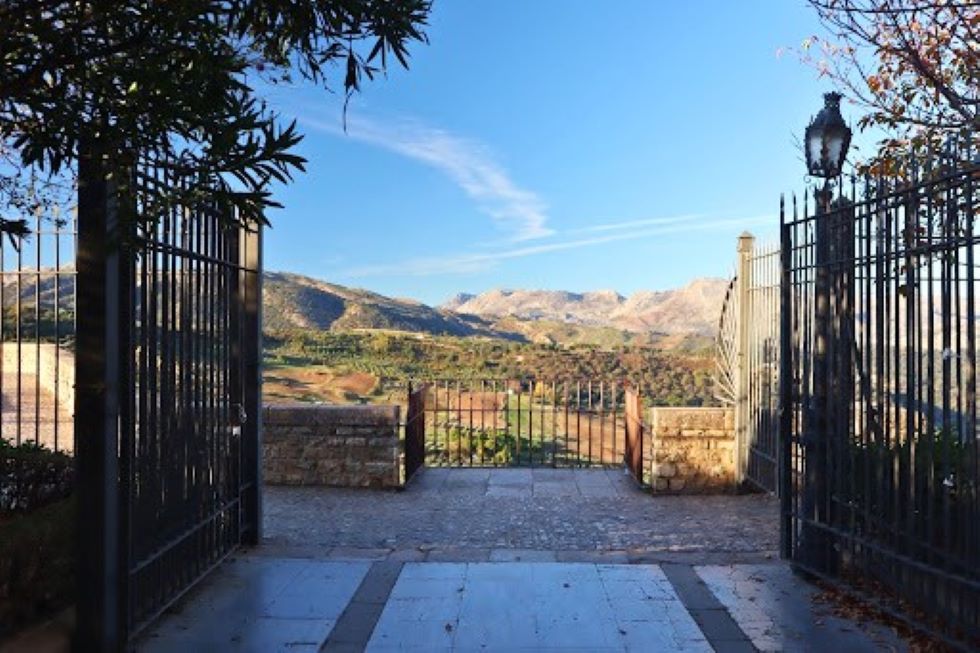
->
341, 214, 773, 278
300, 114, 552, 242
568, 213, 704, 234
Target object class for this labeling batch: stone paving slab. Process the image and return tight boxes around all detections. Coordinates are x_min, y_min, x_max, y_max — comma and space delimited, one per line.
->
135, 557, 370, 652
696, 564, 909, 652
365, 562, 710, 652
130, 554, 914, 652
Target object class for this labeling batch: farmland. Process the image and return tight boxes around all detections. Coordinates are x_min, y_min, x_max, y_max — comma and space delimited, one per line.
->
263, 328, 718, 408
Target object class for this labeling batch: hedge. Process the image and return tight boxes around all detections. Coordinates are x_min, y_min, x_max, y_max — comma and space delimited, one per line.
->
0, 439, 75, 640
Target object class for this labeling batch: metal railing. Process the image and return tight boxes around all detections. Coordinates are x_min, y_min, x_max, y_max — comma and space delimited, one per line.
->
404, 382, 426, 483
623, 387, 646, 484
780, 138, 980, 647
717, 236, 781, 493
0, 208, 76, 453
415, 378, 633, 469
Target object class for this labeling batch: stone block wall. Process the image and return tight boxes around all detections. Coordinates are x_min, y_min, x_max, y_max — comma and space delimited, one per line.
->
263, 404, 401, 489
650, 407, 736, 494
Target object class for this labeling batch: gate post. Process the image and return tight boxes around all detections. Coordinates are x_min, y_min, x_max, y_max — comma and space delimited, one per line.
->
735, 232, 755, 486
74, 146, 125, 652
778, 198, 794, 559
806, 184, 834, 573
241, 221, 263, 545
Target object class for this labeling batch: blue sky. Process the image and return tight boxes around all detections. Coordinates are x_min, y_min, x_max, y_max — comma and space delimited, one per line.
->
262, 1, 853, 305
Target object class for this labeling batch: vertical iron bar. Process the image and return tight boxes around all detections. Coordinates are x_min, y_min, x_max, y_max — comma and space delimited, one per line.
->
779, 197, 794, 559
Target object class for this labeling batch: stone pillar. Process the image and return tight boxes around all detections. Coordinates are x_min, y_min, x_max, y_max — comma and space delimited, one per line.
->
735, 231, 755, 486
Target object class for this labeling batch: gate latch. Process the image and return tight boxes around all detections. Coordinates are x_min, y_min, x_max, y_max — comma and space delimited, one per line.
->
231, 403, 248, 435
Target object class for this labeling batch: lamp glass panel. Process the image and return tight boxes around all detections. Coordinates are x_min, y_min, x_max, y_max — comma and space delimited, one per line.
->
807, 132, 825, 174
826, 134, 844, 176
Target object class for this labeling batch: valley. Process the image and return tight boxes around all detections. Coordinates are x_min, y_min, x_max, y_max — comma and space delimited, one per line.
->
262, 274, 725, 408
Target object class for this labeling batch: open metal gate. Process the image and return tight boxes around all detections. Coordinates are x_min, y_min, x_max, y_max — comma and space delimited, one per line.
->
415, 378, 632, 469
780, 141, 980, 646
75, 157, 262, 649
717, 238, 781, 494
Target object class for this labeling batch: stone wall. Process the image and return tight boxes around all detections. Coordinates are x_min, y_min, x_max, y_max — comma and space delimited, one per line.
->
650, 407, 736, 494
0, 344, 75, 452
263, 404, 401, 489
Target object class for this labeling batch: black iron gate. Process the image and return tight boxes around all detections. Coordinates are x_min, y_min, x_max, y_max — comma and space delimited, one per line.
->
417, 378, 630, 469
623, 387, 646, 484
404, 382, 426, 483
75, 158, 262, 649
780, 140, 980, 646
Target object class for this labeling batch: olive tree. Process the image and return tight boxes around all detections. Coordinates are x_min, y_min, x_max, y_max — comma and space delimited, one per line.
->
0, 0, 431, 231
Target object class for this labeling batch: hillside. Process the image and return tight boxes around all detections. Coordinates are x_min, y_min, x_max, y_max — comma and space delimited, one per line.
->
262, 272, 505, 337
441, 278, 728, 337
0, 269, 726, 346
264, 273, 727, 343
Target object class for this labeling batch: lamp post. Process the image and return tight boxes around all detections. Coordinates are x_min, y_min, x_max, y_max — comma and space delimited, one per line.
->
805, 92, 852, 210
802, 92, 852, 574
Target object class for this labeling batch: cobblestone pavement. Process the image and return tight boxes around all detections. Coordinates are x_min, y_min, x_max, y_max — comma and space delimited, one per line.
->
263, 468, 779, 561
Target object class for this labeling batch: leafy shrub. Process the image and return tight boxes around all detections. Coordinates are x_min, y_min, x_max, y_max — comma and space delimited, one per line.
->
0, 439, 75, 639
0, 439, 74, 514
0, 496, 74, 639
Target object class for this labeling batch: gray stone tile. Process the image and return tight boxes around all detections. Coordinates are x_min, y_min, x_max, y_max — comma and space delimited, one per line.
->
367, 617, 456, 651
556, 549, 629, 564
533, 616, 619, 650
489, 548, 557, 562
234, 617, 334, 650
464, 561, 538, 583
328, 547, 392, 560
380, 596, 464, 622
577, 483, 619, 497
446, 468, 490, 483
398, 562, 468, 581
691, 608, 749, 641
710, 640, 760, 653
387, 547, 427, 562
534, 481, 581, 497
408, 468, 449, 491
353, 562, 405, 605
388, 577, 464, 600
531, 467, 570, 480
452, 612, 539, 649
485, 485, 526, 497
324, 601, 383, 645
367, 562, 722, 652
425, 547, 491, 562
615, 622, 709, 652
261, 591, 352, 619
600, 565, 712, 652
321, 642, 366, 653
486, 468, 533, 485
136, 558, 369, 652
697, 564, 909, 653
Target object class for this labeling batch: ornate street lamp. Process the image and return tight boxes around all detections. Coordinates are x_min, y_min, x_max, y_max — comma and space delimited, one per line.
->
801, 92, 853, 574
804, 92, 851, 179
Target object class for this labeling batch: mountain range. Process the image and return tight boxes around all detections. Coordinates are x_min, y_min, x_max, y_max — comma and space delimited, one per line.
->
0, 268, 728, 344
264, 272, 727, 343
441, 279, 727, 335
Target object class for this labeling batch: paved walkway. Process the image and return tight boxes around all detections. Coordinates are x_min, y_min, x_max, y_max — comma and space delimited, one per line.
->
137, 555, 907, 652
264, 468, 779, 562
133, 469, 908, 651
